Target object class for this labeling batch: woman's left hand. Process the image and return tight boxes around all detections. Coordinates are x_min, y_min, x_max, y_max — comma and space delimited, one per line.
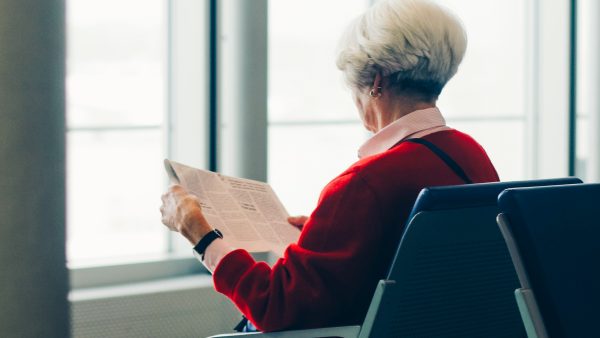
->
287, 215, 309, 230
160, 184, 213, 245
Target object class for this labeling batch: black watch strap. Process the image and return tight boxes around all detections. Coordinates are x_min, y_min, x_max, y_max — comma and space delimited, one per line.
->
193, 229, 223, 260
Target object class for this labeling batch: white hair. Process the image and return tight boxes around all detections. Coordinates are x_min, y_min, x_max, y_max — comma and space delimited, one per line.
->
336, 0, 467, 96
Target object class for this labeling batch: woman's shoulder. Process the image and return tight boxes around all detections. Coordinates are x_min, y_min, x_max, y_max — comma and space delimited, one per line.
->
328, 128, 493, 186
350, 129, 493, 177
329, 143, 422, 191
422, 128, 484, 148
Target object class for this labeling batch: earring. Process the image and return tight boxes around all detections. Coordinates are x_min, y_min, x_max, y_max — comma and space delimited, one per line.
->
369, 86, 382, 98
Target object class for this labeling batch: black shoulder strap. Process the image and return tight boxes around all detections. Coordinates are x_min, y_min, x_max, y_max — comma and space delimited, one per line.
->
402, 138, 473, 184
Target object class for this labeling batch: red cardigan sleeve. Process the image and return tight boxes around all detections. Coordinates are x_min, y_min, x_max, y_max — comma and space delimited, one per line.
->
212, 171, 385, 332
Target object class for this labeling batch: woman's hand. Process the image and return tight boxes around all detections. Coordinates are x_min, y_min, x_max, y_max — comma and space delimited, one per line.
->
287, 215, 308, 230
160, 185, 213, 245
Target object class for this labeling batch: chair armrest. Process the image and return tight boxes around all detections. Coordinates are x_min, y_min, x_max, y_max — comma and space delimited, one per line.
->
207, 325, 361, 338
515, 288, 548, 338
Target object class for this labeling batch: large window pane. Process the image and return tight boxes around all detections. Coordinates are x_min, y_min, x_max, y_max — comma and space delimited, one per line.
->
268, 124, 366, 214
268, 0, 369, 122
67, 0, 167, 264
449, 120, 525, 181
268, 0, 369, 214
67, 130, 166, 263
437, 0, 527, 119
67, 0, 165, 127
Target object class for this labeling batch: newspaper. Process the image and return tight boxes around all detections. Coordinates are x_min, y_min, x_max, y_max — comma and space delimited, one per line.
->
164, 159, 300, 257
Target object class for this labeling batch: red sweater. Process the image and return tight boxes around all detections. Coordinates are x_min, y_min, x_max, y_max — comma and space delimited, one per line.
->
213, 129, 499, 331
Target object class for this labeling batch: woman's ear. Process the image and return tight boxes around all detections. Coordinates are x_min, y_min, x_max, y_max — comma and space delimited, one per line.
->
370, 72, 383, 98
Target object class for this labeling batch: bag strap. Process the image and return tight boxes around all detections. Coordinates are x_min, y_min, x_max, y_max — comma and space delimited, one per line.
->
400, 138, 473, 184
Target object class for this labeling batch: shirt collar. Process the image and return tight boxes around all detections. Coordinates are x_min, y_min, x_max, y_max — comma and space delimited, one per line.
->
357, 107, 446, 158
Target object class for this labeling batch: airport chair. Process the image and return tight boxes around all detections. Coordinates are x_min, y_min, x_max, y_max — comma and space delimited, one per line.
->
210, 178, 581, 338
497, 183, 600, 338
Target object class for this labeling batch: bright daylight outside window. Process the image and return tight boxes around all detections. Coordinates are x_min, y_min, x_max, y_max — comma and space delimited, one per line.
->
436, 0, 527, 181
67, 0, 167, 264
268, 0, 529, 216
268, 0, 370, 216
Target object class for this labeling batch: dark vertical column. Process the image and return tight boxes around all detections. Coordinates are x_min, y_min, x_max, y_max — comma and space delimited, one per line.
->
209, 0, 219, 172
0, 0, 69, 337
569, 0, 578, 176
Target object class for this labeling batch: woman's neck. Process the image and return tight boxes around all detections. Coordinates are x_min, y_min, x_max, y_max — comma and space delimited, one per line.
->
372, 98, 437, 133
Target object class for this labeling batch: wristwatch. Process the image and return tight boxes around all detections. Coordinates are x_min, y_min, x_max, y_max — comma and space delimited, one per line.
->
193, 229, 223, 261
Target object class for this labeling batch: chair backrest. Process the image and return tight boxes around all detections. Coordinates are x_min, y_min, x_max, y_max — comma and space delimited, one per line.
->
406, 178, 582, 221
358, 178, 582, 338
497, 183, 600, 338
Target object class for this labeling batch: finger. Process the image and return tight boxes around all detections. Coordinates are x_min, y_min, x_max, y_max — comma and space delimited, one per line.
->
161, 213, 176, 230
169, 184, 185, 194
287, 215, 308, 226
161, 214, 169, 226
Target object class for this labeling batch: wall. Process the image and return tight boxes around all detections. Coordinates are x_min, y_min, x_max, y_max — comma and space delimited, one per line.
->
0, 0, 69, 337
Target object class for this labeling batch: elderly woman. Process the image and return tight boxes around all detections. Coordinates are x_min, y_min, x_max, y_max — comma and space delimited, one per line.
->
161, 0, 498, 332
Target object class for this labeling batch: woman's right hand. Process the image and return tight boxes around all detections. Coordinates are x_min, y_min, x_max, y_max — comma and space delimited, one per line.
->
287, 215, 308, 231
160, 184, 213, 245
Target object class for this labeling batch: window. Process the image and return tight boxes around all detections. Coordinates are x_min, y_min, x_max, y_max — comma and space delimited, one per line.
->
436, 0, 528, 181
66, 0, 167, 264
268, 0, 370, 215
67, 0, 209, 270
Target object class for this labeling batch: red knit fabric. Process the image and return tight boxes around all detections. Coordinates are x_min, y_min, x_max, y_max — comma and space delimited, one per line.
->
213, 129, 500, 331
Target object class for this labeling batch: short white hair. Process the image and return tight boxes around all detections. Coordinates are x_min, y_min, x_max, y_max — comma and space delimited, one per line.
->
336, 0, 467, 96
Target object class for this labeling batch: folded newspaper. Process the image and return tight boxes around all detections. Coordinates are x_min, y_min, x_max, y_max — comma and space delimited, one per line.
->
164, 159, 300, 257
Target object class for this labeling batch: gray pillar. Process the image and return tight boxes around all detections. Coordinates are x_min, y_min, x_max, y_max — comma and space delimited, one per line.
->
220, 0, 268, 181
0, 1, 69, 337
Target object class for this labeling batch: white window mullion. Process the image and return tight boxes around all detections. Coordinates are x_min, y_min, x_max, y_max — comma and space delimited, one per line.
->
167, 0, 210, 169
167, 0, 210, 253
579, 0, 600, 182
531, 0, 571, 178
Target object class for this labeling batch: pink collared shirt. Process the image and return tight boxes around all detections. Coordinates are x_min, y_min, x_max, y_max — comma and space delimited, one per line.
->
200, 107, 449, 273
358, 107, 449, 159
